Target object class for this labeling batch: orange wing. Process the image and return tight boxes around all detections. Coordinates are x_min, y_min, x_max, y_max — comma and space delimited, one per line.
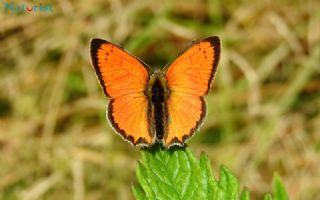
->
90, 38, 154, 146
164, 36, 221, 147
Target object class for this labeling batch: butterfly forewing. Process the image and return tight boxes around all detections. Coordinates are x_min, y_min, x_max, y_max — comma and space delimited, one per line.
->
164, 36, 221, 147
90, 39, 154, 146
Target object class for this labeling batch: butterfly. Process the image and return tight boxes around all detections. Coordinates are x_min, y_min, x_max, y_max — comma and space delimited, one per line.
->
90, 36, 221, 148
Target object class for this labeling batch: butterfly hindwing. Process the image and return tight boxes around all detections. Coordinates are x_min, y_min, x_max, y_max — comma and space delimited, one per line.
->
164, 36, 221, 147
164, 93, 206, 146
90, 39, 154, 146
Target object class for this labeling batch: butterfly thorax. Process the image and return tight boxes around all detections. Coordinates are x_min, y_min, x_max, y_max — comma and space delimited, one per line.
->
147, 71, 169, 142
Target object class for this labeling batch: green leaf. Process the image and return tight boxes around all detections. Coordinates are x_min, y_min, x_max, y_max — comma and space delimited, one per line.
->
240, 187, 250, 200
263, 193, 273, 200
217, 165, 239, 199
272, 174, 289, 200
132, 145, 289, 200
132, 184, 148, 200
133, 144, 242, 200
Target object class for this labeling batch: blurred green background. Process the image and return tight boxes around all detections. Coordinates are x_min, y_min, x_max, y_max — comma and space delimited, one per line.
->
1, 0, 320, 199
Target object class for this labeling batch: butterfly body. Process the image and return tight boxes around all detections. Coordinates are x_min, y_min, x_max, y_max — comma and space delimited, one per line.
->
147, 71, 168, 142
90, 37, 221, 148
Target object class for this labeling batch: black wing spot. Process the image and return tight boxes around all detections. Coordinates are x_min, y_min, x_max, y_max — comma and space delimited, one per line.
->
136, 137, 148, 145
170, 137, 181, 144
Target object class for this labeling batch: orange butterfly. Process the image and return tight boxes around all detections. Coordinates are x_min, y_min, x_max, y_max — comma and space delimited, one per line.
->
90, 36, 221, 148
